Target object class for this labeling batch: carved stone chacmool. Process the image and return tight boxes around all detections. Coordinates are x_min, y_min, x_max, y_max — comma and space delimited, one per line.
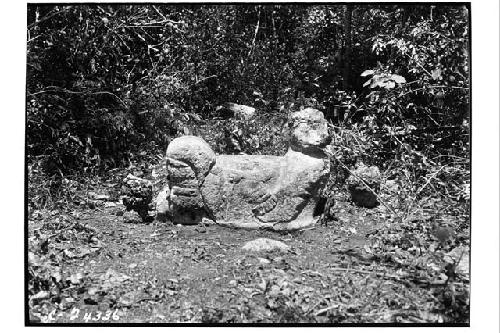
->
157, 108, 331, 230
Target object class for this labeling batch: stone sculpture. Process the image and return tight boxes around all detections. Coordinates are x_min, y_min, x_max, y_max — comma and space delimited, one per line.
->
157, 108, 331, 230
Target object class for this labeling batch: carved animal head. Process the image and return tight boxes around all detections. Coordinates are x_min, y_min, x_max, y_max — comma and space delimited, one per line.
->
289, 108, 330, 154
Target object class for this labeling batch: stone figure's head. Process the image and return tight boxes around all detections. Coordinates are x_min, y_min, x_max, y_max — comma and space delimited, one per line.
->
289, 108, 330, 154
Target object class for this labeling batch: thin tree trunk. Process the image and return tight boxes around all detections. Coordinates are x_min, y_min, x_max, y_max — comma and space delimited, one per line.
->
342, 5, 353, 90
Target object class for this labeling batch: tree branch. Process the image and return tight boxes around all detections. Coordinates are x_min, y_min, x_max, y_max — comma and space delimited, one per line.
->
28, 7, 72, 30
248, 9, 261, 57
28, 86, 126, 107
194, 75, 217, 85
398, 85, 469, 98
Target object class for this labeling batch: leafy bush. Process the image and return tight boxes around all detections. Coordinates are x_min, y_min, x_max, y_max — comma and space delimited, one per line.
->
27, 4, 470, 220
196, 112, 289, 156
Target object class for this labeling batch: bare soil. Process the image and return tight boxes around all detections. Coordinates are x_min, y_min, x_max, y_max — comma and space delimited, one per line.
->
28, 191, 469, 324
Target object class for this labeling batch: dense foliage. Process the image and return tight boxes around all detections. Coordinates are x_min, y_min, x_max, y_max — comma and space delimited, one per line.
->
27, 4, 469, 171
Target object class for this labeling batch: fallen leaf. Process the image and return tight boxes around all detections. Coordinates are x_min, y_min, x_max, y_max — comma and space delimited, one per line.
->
32, 290, 50, 300
68, 272, 84, 285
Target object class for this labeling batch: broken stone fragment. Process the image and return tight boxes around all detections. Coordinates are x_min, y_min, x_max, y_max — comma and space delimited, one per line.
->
221, 102, 256, 120
123, 210, 143, 224
346, 163, 381, 208
155, 185, 170, 222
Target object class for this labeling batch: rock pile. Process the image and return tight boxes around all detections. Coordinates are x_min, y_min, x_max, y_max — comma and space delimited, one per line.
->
121, 174, 155, 222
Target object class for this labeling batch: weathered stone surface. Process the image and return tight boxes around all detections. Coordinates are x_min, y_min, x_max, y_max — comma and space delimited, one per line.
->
242, 238, 290, 252
157, 108, 331, 230
346, 163, 381, 208
166, 136, 216, 225
166, 136, 216, 183
290, 108, 330, 154
155, 185, 170, 222
201, 149, 329, 229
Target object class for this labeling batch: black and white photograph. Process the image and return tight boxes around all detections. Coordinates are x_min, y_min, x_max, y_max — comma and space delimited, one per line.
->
17, 0, 495, 327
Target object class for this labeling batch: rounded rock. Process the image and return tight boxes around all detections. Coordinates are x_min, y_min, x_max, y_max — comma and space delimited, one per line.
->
166, 136, 216, 182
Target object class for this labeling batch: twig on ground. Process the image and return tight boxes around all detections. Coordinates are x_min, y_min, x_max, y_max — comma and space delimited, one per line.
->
328, 266, 416, 288
301, 270, 325, 277
314, 303, 342, 316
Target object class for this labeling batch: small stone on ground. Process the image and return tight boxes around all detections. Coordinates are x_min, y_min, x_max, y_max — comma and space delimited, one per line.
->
123, 211, 143, 224
242, 238, 290, 252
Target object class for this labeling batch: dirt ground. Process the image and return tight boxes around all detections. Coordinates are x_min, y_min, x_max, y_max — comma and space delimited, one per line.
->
27, 189, 470, 324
